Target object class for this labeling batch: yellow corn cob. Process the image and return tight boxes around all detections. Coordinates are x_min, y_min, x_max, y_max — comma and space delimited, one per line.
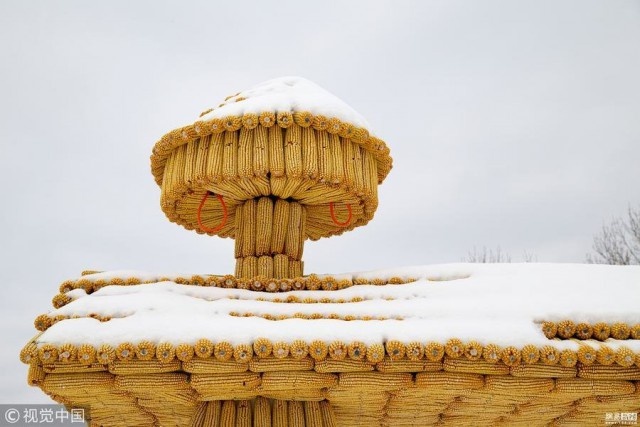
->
445, 339, 464, 359
482, 344, 501, 364
234, 400, 251, 427
77, 344, 97, 365
510, 363, 577, 378
235, 256, 245, 278
249, 357, 314, 373
329, 341, 347, 360
273, 254, 289, 279
362, 149, 378, 201
309, 341, 328, 361
245, 256, 259, 279
109, 359, 181, 375
288, 401, 305, 427
182, 359, 249, 374
183, 139, 198, 186
156, 343, 175, 363
555, 378, 635, 396
414, 372, 484, 394
340, 372, 413, 390
114, 373, 190, 392
271, 199, 289, 254
301, 126, 318, 179
116, 343, 135, 362
328, 133, 343, 184
502, 346, 522, 366
201, 400, 222, 427
269, 126, 285, 177
175, 343, 194, 362
314, 359, 374, 373
193, 135, 210, 185
289, 261, 303, 278
257, 256, 274, 279
366, 343, 385, 363
219, 400, 236, 427
597, 346, 616, 365
189, 402, 207, 427
377, 358, 443, 373
592, 322, 610, 340
611, 322, 631, 340
559, 349, 577, 367
271, 399, 287, 427
539, 345, 560, 365
541, 321, 557, 339
234, 202, 245, 259
443, 358, 508, 375
233, 398, 262, 427
190, 373, 262, 393
304, 401, 323, 427
557, 320, 576, 339
222, 130, 238, 180
319, 401, 337, 427
260, 371, 337, 391
241, 199, 257, 257
574, 322, 593, 340
56, 343, 76, 363
256, 197, 274, 255
485, 376, 554, 395
284, 124, 303, 178
578, 364, 640, 380
615, 347, 636, 367
252, 125, 269, 177
285, 202, 305, 260
386, 341, 406, 361
194, 338, 213, 359
42, 372, 114, 393
237, 128, 254, 179
27, 364, 45, 386
316, 130, 332, 184
215, 341, 234, 362
234, 344, 253, 363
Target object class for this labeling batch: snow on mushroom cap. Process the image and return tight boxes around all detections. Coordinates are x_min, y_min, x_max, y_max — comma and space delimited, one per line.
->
199, 76, 372, 131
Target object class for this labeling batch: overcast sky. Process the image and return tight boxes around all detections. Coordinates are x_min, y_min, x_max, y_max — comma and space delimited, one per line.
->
1, 0, 639, 403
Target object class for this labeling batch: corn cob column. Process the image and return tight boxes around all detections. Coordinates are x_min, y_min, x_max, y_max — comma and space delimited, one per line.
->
235, 197, 305, 279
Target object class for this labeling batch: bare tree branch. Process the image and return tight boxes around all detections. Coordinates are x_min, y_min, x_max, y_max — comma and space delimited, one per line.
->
587, 205, 640, 265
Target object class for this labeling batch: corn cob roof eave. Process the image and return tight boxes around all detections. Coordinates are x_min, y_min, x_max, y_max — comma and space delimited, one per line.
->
150, 76, 393, 188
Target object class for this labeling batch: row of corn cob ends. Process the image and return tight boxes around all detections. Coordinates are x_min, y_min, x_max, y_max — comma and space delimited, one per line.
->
21, 336, 639, 368
49, 274, 416, 309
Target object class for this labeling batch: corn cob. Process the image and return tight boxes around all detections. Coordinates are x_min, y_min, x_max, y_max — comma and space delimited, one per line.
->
219, 400, 236, 427
288, 401, 305, 427
271, 199, 289, 254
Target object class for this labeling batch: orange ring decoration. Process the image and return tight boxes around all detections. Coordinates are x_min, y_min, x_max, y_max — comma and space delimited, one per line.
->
329, 202, 352, 227
197, 192, 228, 233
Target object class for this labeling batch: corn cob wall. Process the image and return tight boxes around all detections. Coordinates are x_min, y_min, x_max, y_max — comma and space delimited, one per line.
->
152, 113, 391, 278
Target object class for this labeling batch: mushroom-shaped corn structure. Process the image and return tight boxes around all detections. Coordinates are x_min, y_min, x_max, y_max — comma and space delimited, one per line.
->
150, 77, 392, 278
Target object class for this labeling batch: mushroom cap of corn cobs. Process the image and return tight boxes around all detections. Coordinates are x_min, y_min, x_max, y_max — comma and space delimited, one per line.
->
150, 77, 392, 278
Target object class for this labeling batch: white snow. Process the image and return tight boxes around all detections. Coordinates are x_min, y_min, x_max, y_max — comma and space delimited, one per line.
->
37, 263, 640, 351
198, 77, 372, 131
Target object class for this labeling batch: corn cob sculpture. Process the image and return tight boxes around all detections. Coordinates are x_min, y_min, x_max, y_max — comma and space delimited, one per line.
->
151, 77, 392, 278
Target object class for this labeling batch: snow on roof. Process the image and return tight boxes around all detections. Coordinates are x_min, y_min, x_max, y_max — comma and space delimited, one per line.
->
199, 76, 372, 131
37, 263, 640, 352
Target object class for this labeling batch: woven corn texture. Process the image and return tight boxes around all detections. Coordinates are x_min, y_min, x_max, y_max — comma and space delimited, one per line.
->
30, 354, 640, 426
159, 122, 379, 242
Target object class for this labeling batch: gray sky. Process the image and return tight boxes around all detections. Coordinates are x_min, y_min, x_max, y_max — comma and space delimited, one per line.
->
1, 0, 639, 403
